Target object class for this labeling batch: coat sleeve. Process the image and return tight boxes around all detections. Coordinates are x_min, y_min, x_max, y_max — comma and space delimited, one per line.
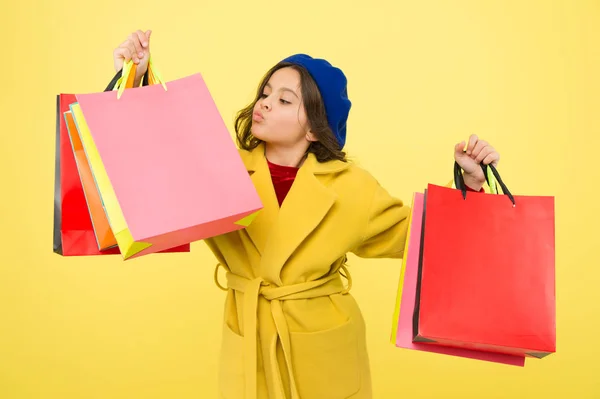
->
350, 178, 481, 260
351, 183, 411, 259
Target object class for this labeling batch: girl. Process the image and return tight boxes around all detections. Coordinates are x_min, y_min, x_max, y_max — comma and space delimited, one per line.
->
112, 30, 500, 399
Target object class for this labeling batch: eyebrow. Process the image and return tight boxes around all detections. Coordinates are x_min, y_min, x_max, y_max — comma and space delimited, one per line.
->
265, 83, 299, 99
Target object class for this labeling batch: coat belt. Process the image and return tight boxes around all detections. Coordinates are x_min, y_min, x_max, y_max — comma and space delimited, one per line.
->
214, 263, 352, 399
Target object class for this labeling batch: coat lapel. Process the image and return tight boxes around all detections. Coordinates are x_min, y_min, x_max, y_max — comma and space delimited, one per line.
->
241, 143, 280, 258
259, 153, 349, 284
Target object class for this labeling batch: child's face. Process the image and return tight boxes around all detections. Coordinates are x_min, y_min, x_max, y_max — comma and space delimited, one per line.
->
251, 67, 312, 147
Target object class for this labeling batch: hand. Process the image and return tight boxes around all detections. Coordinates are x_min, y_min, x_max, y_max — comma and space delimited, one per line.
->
113, 29, 152, 86
454, 134, 500, 191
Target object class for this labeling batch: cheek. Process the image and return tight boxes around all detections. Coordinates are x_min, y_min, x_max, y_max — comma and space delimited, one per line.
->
280, 109, 298, 126
294, 108, 309, 132
282, 106, 307, 127
278, 116, 303, 135
298, 108, 308, 126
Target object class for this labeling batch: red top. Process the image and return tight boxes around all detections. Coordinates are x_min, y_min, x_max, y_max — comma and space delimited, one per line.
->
267, 159, 299, 206
267, 159, 483, 207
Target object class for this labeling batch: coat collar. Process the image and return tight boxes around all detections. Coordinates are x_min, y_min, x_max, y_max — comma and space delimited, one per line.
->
241, 142, 350, 176
240, 143, 350, 284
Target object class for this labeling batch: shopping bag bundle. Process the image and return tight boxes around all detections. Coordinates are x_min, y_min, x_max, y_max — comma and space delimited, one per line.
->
391, 162, 555, 366
54, 59, 263, 260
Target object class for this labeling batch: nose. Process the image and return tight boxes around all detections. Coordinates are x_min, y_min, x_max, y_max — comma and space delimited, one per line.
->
260, 97, 271, 111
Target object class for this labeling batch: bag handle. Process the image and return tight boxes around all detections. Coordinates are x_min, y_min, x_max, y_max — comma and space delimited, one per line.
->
454, 161, 516, 206
112, 56, 167, 99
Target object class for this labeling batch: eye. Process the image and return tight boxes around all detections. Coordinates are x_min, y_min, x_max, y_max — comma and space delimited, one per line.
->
280, 99, 291, 104
259, 93, 268, 99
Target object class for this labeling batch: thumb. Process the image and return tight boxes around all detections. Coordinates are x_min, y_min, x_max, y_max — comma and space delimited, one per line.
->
146, 30, 152, 40
455, 141, 466, 154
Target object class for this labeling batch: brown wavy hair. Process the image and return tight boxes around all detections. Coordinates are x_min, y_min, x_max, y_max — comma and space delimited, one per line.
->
234, 62, 347, 163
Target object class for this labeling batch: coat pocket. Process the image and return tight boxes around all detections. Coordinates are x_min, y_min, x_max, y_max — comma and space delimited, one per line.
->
218, 322, 245, 399
290, 318, 361, 399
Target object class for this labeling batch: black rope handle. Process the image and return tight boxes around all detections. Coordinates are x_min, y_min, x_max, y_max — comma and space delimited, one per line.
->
454, 161, 516, 206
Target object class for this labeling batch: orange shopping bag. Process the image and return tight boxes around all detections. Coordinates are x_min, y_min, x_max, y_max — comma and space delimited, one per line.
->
64, 110, 117, 251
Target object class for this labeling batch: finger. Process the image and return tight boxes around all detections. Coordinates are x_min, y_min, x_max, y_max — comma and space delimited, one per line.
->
466, 134, 478, 155
475, 145, 493, 163
130, 31, 146, 58
471, 139, 488, 160
134, 30, 148, 54
124, 41, 140, 63
144, 30, 152, 47
455, 141, 466, 154
120, 40, 137, 62
482, 152, 500, 166
114, 47, 133, 62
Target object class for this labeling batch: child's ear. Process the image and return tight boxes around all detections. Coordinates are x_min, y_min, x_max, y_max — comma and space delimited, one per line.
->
306, 130, 318, 142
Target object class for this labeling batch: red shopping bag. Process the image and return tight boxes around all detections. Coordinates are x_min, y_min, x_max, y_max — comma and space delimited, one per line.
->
53, 93, 121, 256
391, 192, 525, 366
413, 163, 556, 358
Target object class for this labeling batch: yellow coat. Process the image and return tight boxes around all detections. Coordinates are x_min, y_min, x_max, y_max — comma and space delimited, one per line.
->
205, 143, 411, 399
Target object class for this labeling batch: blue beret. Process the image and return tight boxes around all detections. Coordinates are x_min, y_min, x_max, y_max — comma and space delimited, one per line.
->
281, 54, 351, 149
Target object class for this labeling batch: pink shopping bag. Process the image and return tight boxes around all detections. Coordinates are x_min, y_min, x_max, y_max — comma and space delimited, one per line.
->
72, 73, 262, 259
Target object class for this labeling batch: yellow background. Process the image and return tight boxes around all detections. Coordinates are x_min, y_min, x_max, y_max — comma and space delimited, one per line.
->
1, 0, 598, 397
